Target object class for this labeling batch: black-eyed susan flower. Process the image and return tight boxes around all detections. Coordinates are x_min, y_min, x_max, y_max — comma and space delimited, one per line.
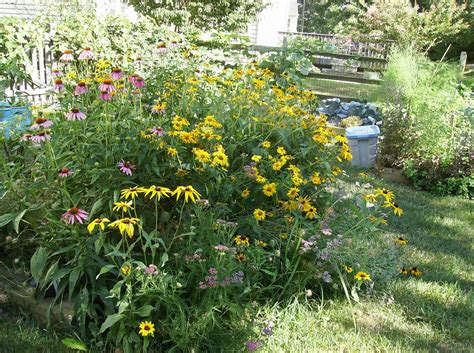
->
145, 186, 172, 201
344, 265, 353, 273
311, 172, 322, 185
359, 172, 368, 179
354, 271, 371, 281
241, 188, 250, 198
87, 218, 110, 233
411, 267, 422, 277
253, 208, 266, 221
236, 253, 247, 262
109, 218, 140, 238
277, 146, 287, 155
364, 194, 377, 203
395, 237, 408, 245
257, 240, 268, 248
400, 267, 410, 276
262, 183, 277, 197
305, 206, 318, 219
287, 187, 299, 199
375, 188, 394, 202
234, 235, 250, 246
121, 186, 146, 200
172, 185, 201, 203
113, 201, 133, 213
167, 147, 178, 156
261, 141, 271, 148
251, 155, 262, 162
138, 321, 155, 337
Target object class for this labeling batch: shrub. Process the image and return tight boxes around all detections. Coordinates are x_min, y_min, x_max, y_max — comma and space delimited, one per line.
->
377, 47, 473, 197
0, 41, 403, 352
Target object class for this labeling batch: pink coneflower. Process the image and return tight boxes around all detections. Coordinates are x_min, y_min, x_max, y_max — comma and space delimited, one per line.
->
54, 79, 64, 91
20, 133, 33, 141
150, 126, 165, 136
111, 67, 122, 80
58, 167, 73, 178
66, 108, 86, 121
74, 81, 88, 95
51, 69, 62, 77
78, 47, 93, 60
30, 117, 53, 130
61, 207, 88, 224
154, 42, 167, 55
117, 160, 135, 176
132, 76, 145, 88
144, 264, 158, 275
134, 57, 144, 65
60, 49, 74, 62
99, 90, 112, 101
31, 131, 51, 143
128, 74, 139, 85
99, 79, 116, 93
170, 40, 180, 48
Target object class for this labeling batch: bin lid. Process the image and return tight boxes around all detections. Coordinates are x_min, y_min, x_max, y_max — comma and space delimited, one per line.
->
0, 101, 11, 108
345, 125, 380, 139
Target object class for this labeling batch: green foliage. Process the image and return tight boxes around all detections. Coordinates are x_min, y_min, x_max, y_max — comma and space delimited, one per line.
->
128, 0, 265, 32
376, 47, 473, 197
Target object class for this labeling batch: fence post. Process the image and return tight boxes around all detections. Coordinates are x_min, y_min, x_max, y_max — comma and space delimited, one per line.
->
459, 51, 467, 74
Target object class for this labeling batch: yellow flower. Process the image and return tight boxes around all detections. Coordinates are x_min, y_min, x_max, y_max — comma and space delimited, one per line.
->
279, 232, 288, 239
234, 235, 250, 246
251, 155, 262, 162
262, 183, 277, 197
344, 265, 353, 273
109, 218, 140, 238
272, 161, 283, 171
305, 206, 317, 219
364, 194, 377, 203
241, 188, 250, 198
359, 172, 368, 179
287, 187, 299, 199
138, 321, 156, 337
192, 148, 211, 163
167, 147, 178, 156
172, 115, 190, 130
121, 187, 146, 199
203, 115, 222, 128
311, 172, 322, 185
121, 265, 131, 276
172, 185, 202, 203
176, 169, 188, 177
87, 218, 110, 233
255, 175, 267, 184
253, 208, 266, 221
383, 200, 404, 216
261, 141, 271, 148
145, 186, 172, 200
210, 145, 229, 169
375, 188, 394, 202
354, 271, 371, 281
395, 237, 408, 245
411, 267, 422, 277
257, 240, 267, 247
236, 253, 247, 262
113, 201, 133, 213
277, 146, 287, 155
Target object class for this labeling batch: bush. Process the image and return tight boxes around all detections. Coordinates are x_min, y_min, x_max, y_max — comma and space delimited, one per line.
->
0, 39, 404, 352
377, 47, 473, 197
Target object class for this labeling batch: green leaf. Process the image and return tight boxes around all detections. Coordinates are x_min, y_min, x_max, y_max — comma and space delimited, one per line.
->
13, 209, 27, 233
61, 338, 88, 351
96, 264, 115, 280
30, 247, 48, 283
161, 253, 169, 268
99, 313, 124, 334
0, 213, 15, 227
89, 198, 103, 218
134, 304, 154, 317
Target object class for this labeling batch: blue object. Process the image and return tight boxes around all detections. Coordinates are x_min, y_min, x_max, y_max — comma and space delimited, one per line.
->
0, 102, 31, 138
345, 125, 380, 139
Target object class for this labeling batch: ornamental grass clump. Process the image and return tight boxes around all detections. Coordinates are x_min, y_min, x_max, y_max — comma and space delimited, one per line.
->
0, 42, 404, 352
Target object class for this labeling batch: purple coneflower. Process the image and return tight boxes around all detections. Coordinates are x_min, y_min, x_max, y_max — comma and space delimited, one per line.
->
99, 79, 116, 93
99, 90, 112, 101
60, 49, 74, 62
51, 69, 62, 77
154, 42, 167, 55
58, 167, 73, 178
111, 67, 122, 80
74, 81, 88, 95
151, 104, 165, 114
61, 207, 88, 224
132, 76, 145, 88
117, 160, 135, 176
66, 108, 86, 121
245, 341, 262, 351
31, 131, 51, 143
150, 126, 165, 136
78, 47, 93, 60
54, 79, 64, 91
170, 40, 180, 48
20, 133, 33, 141
31, 117, 53, 130
134, 57, 144, 65
128, 74, 139, 85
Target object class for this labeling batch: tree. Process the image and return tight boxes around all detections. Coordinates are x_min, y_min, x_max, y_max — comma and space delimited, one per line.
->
128, 0, 265, 32
297, 0, 351, 33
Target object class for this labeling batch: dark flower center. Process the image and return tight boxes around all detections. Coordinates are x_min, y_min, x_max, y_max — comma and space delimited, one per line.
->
70, 207, 79, 214
77, 81, 86, 87
84, 47, 91, 51
103, 79, 112, 85
100, 90, 109, 94
35, 118, 47, 124
55, 79, 63, 84
64, 49, 73, 54
112, 68, 121, 72
60, 167, 69, 173
71, 108, 80, 113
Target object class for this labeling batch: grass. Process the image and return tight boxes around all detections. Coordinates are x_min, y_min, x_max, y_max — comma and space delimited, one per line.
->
0, 170, 472, 352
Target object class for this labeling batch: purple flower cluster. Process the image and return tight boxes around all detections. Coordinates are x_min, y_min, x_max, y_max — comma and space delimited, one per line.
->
244, 162, 257, 179
245, 341, 262, 351
300, 236, 318, 253
213, 244, 237, 254
198, 268, 244, 289
184, 252, 202, 261
216, 219, 238, 228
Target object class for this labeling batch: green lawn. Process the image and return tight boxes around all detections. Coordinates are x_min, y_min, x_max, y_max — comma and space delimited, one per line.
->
1, 171, 472, 352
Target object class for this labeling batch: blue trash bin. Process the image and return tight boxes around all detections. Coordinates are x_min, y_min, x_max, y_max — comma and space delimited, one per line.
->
345, 125, 381, 168
0, 102, 32, 139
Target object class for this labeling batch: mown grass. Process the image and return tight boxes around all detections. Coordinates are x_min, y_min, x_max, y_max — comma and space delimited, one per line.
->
1, 170, 472, 352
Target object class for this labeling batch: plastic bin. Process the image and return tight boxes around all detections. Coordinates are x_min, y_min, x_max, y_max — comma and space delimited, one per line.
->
345, 125, 380, 168
0, 102, 31, 139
